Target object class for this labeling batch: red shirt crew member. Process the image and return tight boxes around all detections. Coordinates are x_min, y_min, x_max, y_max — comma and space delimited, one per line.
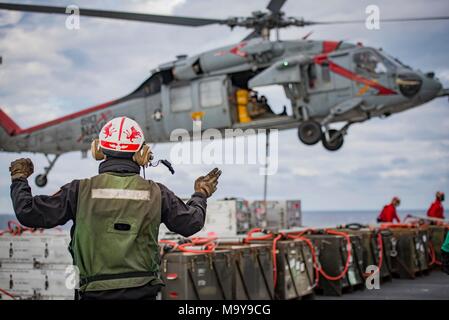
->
377, 197, 401, 223
427, 191, 445, 219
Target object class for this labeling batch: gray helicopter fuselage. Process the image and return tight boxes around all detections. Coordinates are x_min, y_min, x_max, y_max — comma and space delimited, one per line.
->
0, 38, 444, 154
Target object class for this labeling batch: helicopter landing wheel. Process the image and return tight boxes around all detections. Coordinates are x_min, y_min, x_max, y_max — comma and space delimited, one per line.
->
298, 120, 322, 145
35, 174, 48, 187
322, 129, 344, 151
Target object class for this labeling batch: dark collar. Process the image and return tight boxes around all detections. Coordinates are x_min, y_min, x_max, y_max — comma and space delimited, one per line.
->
99, 158, 141, 175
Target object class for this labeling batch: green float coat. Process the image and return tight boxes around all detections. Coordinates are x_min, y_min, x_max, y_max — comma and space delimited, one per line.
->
72, 172, 162, 292
442, 231, 449, 253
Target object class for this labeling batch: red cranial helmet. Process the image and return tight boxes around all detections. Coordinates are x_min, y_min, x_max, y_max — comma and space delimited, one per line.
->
99, 116, 144, 153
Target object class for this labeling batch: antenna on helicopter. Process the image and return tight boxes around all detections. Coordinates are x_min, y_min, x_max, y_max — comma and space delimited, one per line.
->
302, 31, 313, 40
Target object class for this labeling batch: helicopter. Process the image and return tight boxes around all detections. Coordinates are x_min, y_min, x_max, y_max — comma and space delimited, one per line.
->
0, 0, 448, 187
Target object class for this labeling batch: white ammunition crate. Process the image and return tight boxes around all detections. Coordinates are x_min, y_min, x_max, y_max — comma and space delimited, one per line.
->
0, 293, 74, 300
195, 200, 238, 237
0, 262, 74, 299
251, 200, 302, 231
0, 230, 72, 264
159, 199, 246, 238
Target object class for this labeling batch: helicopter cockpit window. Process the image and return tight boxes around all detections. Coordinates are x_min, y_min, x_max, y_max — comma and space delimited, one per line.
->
144, 75, 161, 96
170, 85, 192, 112
200, 79, 223, 108
354, 50, 388, 76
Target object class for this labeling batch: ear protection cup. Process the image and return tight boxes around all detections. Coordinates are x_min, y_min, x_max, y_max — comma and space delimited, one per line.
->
91, 139, 105, 161
133, 144, 153, 167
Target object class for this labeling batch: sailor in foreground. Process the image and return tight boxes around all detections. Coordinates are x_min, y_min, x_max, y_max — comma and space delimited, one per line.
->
9, 116, 221, 300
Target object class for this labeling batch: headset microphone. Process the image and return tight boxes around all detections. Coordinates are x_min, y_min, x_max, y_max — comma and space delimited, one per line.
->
150, 159, 175, 175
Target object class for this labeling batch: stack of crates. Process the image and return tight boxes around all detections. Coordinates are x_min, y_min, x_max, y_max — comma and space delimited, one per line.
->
250, 200, 302, 232
0, 230, 74, 300
159, 199, 253, 239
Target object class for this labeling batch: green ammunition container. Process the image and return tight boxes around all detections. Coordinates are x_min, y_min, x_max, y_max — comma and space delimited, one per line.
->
339, 225, 393, 281
216, 243, 275, 300
274, 239, 315, 300
305, 234, 365, 296
251, 238, 316, 299
161, 250, 234, 300
389, 228, 428, 278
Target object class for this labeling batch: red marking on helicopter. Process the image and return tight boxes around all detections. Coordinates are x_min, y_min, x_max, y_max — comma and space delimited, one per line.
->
314, 54, 397, 95
0, 100, 118, 136
102, 121, 116, 138
214, 42, 248, 58
0, 109, 21, 135
322, 41, 341, 54
125, 126, 142, 142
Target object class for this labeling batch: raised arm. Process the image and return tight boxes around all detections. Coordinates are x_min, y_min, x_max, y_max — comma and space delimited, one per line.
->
9, 158, 78, 228
159, 168, 221, 237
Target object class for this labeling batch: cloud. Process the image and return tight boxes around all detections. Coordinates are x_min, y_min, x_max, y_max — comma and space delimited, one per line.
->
1, 0, 449, 213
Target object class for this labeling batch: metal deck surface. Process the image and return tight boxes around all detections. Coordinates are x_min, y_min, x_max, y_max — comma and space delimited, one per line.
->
317, 270, 449, 300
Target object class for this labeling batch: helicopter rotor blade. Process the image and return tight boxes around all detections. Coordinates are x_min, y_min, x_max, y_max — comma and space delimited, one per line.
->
301, 15, 449, 26
0, 3, 225, 27
267, 0, 287, 13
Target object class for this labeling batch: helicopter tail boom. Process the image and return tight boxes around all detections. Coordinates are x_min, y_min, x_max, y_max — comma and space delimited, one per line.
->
0, 108, 22, 136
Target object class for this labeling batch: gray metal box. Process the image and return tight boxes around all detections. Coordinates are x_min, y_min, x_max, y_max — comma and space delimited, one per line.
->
217, 243, 274, 300
305, 234, 364, 296
390, 228, 429, 278
274, 239, 315, 299
161, 250, 234, 300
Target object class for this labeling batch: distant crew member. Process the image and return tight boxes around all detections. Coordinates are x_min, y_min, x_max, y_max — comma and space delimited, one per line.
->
377, 197, 401, 223
427, 191, 445, 219
9, 116, 222, 300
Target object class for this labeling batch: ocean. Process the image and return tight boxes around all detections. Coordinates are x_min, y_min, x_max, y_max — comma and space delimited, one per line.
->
0, 209, 428, 231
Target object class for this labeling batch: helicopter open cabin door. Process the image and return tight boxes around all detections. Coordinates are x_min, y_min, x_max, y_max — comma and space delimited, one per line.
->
196, 75, 232, 130
161, 75, 231, 136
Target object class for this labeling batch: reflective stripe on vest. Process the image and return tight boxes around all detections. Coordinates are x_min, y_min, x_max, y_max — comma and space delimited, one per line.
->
92, 188, 151, 200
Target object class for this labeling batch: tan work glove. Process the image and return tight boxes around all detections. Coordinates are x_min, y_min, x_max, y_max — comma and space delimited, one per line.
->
194, 168, 222, 198
9, 158, 34, 181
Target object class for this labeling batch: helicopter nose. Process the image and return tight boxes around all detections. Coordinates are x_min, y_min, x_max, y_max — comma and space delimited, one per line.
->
396, 71, 442, 102
418, 73, 442, 102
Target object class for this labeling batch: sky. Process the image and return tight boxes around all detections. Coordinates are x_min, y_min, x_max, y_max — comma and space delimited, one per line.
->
0, 0, 448, 213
